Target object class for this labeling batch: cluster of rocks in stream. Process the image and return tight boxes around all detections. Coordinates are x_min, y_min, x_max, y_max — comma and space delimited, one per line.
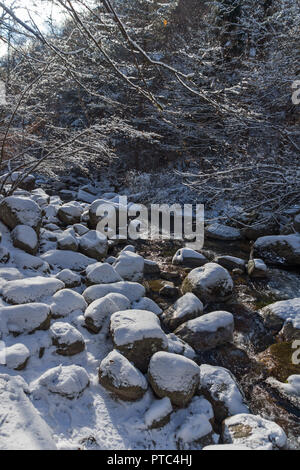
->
0, 173, 299, 450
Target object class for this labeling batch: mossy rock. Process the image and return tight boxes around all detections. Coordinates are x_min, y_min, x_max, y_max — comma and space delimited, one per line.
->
258, 342, 300, 382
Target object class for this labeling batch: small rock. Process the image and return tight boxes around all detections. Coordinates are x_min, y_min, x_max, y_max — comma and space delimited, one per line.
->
50, 322, 85, 356
145, 397, 172, 429
0, 196, 41, 231
2, 276, 64, 304
113, 251, 144, 282
176, 414, 217, 450
247, 258, 268, 278
86, 262, 122, 285
0, 303, 51, 335
31, 365, 89, 399
205, 223, 242, 241
79, 230, 108, 261
83, 281, 145, 304
0, 246, 10, 263
57, 231, 78, 251
172, 248, 208, 268
253, 234, 300, 267
57, 202, 83, 225
216, 255, 246, 271
167, 333, 196, 360
40, 249, 96, 271
259, 298, 300, 338
144, 259, 160, 274
5, 344, 30, 370
159, 282, 178, 298
84, 293, 130, 333
50, 289, 87, 318
162, 293, 203, 331
73, 223, 89, 236
55, 269, 81, 288
132, 297, 162, 316
12, 224, 38, 255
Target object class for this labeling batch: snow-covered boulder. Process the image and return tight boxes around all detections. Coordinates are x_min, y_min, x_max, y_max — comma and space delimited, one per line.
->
148, 351, 199, 406
57, 231, 78, 251
79, 230, 108, 261
98, 350, 148, 401
73, 223, 89, 236
57, 202, 83, 225
199, 364, 249, 423
55, 269, 81, 288
174, 311, 234, 352
247, 258, 268, 277
40, 249, 96, 271
132, 297, 162, 316
2, 276, 64, 304
50, 322, 85, 356
0, 267, 23, 282
113, 251, 144, 282
176, 414, 217, 450
145, 397, 173, 429
215, 255, 246, 272
0, 303, 51, 335
205, 223, 242, 241
85, 262, 122, 285
0, 196, 41, 232
253, 234, 300, 267
259, 298, 300, 340
5, 343, 30, 370
144, 259, 160, 274
167, 333, 196, 360
83, 281, 145, 304
31, 365, 89, 400
110, 309, 168, 372
13, 251, 50, 272
0, 374, 56, 449
12, 225, 38, 255
182, 263, 234, 303
89, 198, 122, 227
84, 293, 130, 333
222, 414, 287, 450
50, 289, 87, 318
172, 248, 208, 268
161, 293, 203, 331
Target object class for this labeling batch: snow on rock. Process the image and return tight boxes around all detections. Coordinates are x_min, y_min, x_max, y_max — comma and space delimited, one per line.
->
215, 255, 246, 271
113, 251, 144, 282
174, 311, 234, 352
79, 230, 108, 261
31, 365, 89, 400
253, 234, 300, 267
0, 267, 24, 285
0, 303, 51, 335
203, 444, 251, 450
57, 202, 83, 225
172, 248, 208, 268
145, 397, 173, 429
167, 333, 196, 360
55, 269, 81, 288
40, 249, 96, 271
50, 321, 85, 356
205, 223, 242, 241
110, 309, 168, 372
84, 293, 130, 333
222, 413, 287, 450
182, 262, 234, 303
267, 375, 300, 400
0, 196, 42, 231
132, 297, 162, 316
2, 276, 64, 304
144, 259, 160, 274
86, 262, 122, 285
57, 230, 78, 251
98, 350, 148, 401
50, 289, 87, 318
0, 246, 10, 263
176, 414, 217, 450
83, 281, 145, 304
73, 223, 89, 236
12, 225, 38, 255
259, 298, 300, 339
161, 293, 203, 331
199, 364, 249, 423
13, 251, 50, 272
247, 258, 268, 278
0, 374, 56, 449
5, 343, 30, 370
148, 351, 199, 406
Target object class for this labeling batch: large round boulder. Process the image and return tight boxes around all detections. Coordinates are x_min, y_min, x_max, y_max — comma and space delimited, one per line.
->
0, 196, 41, 232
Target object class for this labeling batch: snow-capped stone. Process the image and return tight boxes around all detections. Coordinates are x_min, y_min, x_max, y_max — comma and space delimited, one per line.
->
167, 333, 196, 360
57, 202, 83, 225
31, 365, 90, 400
0, 303, 51, 335
0, 171, 36, 191
132, 297, 162, 316
13, 251, 49, 272
83, 281, 145, 304
268, 375, 300, 399
174, 311, 234, 352
98, 350, 148, 401
0, 267, 24, 282
205, 223, 242, 241
79, 230, 108, 261
247, 258, 268, 278
73, 223, 89, 236
0, 246, 10, 263
222, 414, 287, 450
12, 225, 38, 255
199, 364, 249, 423
259, 298, 300, 339
50, 322, 85, 356
55, 269, 81, 288
50, 289, 87, 318
148, 351, 199, 406
2, 276, 64, 304
40, 249, 96, 271
113, 251, 144, 282
110, 309, 168, 372
89, 198, 121, 227
84, 293, 130, 333
253, 234, 300, 267
176, 414, 217, 450
294, 214, 300, 233
144, 259, 160, 274
85, 262, 122, 285
0, 196, 41, 231
5, 343, 30, 370
172, 248, 208, 268
216, 255, 246, 271
182, 263, 234, 303
57, 231, 78, 251
145, 397, 173, 429
161, 293, 203, 331
121, 244, 135, 253
0, 374, 56, 449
